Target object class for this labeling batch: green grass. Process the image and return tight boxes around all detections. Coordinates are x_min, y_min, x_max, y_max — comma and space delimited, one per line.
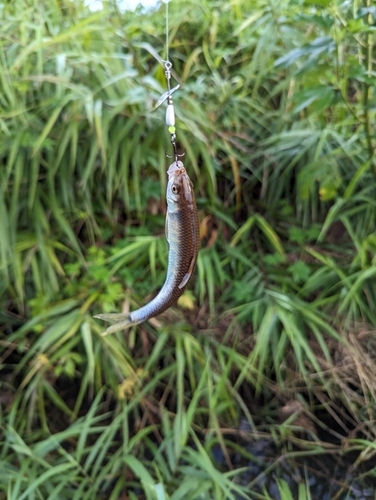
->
1, 0, 376, 498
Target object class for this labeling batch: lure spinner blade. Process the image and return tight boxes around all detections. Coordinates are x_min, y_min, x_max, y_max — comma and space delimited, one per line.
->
154, 84, 180, 110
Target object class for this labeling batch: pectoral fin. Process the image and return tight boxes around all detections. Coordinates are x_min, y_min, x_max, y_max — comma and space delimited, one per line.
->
178, 257, 195, 289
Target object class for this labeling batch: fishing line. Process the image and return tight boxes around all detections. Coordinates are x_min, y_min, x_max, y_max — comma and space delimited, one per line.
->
165, 0, 169, 64
154, 0, 182, 162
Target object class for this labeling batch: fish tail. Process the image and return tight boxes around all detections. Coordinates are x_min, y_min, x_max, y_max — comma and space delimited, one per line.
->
94, 313, 130, 322
94, 312, 134, 336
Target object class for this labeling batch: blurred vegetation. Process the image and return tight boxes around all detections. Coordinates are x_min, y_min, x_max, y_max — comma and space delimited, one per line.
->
1, 0, 376, 498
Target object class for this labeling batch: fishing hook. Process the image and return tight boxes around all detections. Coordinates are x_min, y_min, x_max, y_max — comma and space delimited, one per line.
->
165, 147, 185, 161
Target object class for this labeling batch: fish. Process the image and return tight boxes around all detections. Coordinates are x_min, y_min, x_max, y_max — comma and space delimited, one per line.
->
94, 160, 200, 335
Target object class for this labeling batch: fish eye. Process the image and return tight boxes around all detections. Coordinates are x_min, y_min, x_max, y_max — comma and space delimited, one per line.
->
171, 183, 180, 195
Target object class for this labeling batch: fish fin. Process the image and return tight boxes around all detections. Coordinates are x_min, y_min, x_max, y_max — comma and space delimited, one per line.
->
100, 319, 133, 336
94, 313, 130, 323
94, 312, 135, 335
178, 257, 195, 289
94, 313, 135, 337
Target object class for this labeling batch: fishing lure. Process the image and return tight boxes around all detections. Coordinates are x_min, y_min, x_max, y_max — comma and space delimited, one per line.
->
94, 159, 199, 335
94, 59, 199, 335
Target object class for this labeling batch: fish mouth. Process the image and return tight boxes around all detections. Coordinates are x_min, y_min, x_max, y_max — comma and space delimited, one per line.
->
167, 160, 186, 177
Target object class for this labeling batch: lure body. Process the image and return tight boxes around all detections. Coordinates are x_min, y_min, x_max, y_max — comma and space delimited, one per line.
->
94, 160, 200, 335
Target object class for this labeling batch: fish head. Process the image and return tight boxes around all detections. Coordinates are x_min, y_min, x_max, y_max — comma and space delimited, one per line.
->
166, 160, 194, 212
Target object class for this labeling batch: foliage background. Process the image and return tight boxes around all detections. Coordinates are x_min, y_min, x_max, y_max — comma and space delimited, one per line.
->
0, 0, 376, 498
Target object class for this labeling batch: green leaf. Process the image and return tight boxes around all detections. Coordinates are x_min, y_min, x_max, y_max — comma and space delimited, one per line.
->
288, 261, 312, 284
274, 36, 335, 70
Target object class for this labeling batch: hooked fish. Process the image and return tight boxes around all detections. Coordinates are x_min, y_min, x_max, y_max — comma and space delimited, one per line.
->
94, 160, 200, 335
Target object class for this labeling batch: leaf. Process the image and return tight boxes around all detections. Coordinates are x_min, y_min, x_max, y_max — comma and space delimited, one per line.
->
177, 290, 195, 310
304, 0, 331, 5
292, 85, 334, 114
288, 226, 306, 244
298, 158, 341, 201
274, 36, 335, 70
232, 11, 265, 36
288, 261, 312, 284
347, 19, 366, 33
263, 253, 286, 266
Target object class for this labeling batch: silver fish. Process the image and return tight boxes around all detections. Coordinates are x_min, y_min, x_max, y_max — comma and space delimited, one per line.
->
94, 160, 200, 335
